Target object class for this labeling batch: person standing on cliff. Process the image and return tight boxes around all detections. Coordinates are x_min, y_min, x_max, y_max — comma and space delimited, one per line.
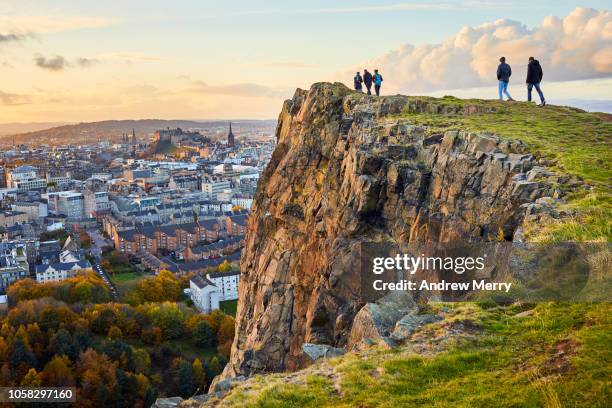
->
496, 57, 514, 101
373, 69, 384, 96
526, 57, 546, 106
363, 69, 373, 95
354, 72, 363, 91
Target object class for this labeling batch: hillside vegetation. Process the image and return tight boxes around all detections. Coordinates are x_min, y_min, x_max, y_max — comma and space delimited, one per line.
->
208, 302, 611, 407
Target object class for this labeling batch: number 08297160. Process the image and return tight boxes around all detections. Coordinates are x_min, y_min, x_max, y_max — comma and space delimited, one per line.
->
0, 387, 76, 402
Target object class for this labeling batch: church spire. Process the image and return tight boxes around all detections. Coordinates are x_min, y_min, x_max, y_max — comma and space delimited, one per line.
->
227, 121, 235, 147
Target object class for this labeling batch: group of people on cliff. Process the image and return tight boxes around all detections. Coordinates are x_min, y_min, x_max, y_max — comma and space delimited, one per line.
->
353, 69, 383, 96
351, 57, 546, 105
497, 56, 546, 105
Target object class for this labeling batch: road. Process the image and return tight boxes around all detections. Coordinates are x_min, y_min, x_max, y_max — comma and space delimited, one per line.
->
93, 260, 118, 301
85, 228, 118, 301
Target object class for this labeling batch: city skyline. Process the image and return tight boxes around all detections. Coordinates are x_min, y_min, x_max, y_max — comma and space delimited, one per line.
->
0, 1, 611, 123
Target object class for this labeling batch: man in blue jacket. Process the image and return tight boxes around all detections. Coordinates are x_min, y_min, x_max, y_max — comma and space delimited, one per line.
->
496, 57, 514, 101
526, 57, 546, 106
373, 69, 383, 96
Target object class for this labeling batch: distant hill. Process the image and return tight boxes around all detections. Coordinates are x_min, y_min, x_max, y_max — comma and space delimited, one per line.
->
0, 122, 71, 137
0, 119, 275, 146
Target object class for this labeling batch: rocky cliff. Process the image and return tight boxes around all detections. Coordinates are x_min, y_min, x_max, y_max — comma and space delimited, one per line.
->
219, 82, 564, 381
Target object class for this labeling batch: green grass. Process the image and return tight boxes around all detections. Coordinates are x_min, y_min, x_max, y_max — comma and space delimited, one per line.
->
220, 299, 238, 316
110, 272, 145, 300
222, 302, 611, 407
384, 95, 612, 242
110, 271, 141, 284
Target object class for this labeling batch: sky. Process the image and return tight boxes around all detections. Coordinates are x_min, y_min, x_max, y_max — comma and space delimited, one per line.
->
0, 0, 610, 123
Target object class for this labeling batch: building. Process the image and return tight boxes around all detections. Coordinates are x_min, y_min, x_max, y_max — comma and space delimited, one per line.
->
231, 196, 254, 210
8, 166, 47, 192
201, 178, 231, 200
123, 168, 152, 181
48, 191, 85, 219
11, 201, 48, 220
84, 190, 111, 218
169, 174, 200, 191
190, 269, 240, 313
226, 213, 248, 236
0, 241, 29, 289
114, 220, 222, 255
35, 260, 92, 283
0, 210, 29, 228
227, 122, 235, 148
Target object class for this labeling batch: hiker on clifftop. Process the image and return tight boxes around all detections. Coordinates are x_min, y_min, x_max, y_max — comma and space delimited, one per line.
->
496, 57, 514, 101
526, 57, 546, 106
354, 72, 363, 91
373, 69, 383, 96
363, 69, 373, 95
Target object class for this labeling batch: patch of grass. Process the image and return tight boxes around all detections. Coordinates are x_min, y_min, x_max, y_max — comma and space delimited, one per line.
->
222, 302, 611, 407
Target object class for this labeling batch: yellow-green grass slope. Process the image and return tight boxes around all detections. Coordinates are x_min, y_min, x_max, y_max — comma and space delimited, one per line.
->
216, 302, 610, 408
392, 97, 611, 243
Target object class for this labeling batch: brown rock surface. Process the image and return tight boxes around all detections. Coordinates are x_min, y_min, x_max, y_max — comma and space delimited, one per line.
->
219, 82, 556, 381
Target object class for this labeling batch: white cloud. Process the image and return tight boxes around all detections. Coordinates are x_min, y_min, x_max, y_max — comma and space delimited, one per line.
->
337, 7, 612, 93
0, 15, 114, 35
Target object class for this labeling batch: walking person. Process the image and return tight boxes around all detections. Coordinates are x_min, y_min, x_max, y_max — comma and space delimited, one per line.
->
354, 71, 363, 91
496, 57, 514, 101
363, 69, 373, 95
526, 57, 546, 106
373, 69, 383, 96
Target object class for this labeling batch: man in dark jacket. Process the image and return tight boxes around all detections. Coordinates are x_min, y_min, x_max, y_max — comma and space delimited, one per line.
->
363, 69, 373, 95
354, 72, 363, 91
496, 57, 514, 101
526, 57, 546, 106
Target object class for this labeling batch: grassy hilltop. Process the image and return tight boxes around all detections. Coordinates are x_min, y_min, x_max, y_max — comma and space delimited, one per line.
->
395, 96, 611, 243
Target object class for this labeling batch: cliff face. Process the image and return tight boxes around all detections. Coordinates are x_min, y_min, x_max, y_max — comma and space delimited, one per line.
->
221, 83, 556, 379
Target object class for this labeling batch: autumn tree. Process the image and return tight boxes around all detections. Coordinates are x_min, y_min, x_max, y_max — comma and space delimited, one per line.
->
20, 368, 42, 387
42, 355, 75, 386
192, 358, 207, 391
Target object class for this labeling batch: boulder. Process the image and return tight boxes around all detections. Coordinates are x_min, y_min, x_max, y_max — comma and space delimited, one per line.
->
348, 291, 417, 348
302, 343, 347, 362
151, 397, 183, 408
390, 314, 443, 341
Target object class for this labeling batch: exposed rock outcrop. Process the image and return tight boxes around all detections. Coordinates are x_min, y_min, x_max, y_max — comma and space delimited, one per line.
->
219, 83, 560, 381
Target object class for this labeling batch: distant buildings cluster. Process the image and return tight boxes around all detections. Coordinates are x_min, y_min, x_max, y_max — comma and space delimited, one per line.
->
0, 121, 275, 312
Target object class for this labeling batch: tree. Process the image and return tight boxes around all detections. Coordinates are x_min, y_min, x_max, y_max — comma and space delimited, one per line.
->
218, 260, 231, 273
42, 355, 75, 386
48, 329, 78, 360
173, 359, 195, 398
10, 337, 37, 370
80, 232, 92, 249
108, 325, 123, 340
20, 368, 42, 387
193, 321, 215, 348
131, 348, 151, 374
192, 358, 206, 391
209, 356, 222, 376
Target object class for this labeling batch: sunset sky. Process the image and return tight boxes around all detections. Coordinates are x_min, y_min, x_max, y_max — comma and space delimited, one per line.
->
0, 1, 610, 123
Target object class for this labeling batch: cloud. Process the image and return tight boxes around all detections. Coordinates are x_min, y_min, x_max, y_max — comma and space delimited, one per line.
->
0, 15, 114, 35
0, 32, 29, 42
190, 81, 292, 98
76, 57, 98, 68
34, 55, 67, 71
0, 90, 28, 105
337, 7, 612, 93
33, 55, 100, 71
